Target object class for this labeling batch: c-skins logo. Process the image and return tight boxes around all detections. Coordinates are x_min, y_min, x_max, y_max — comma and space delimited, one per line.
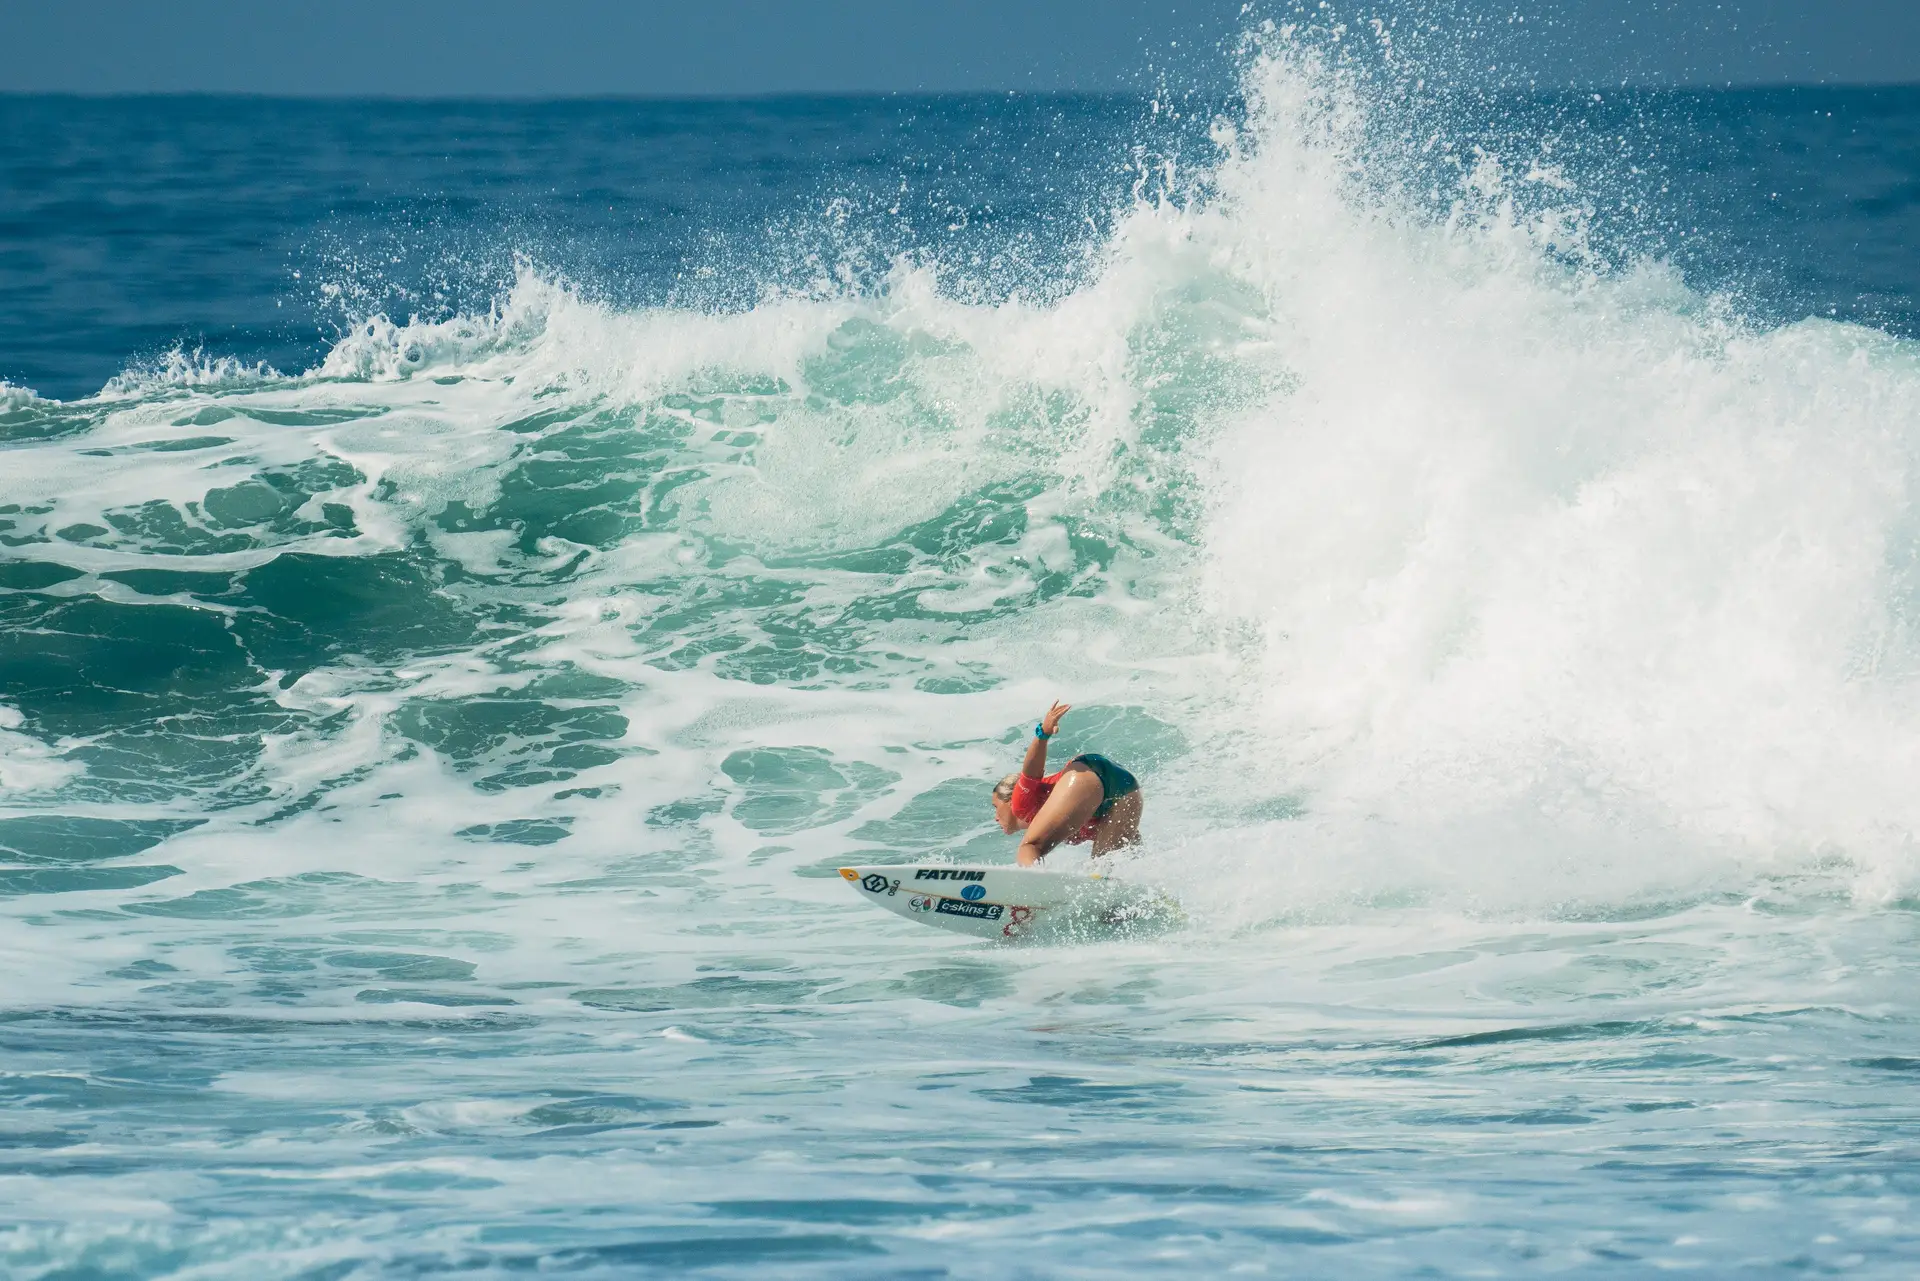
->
860, 873, 891, 894
935, 899, 1002, 921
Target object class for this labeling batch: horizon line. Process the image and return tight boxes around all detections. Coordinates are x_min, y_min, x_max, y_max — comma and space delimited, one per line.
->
5, 80, 1920, 103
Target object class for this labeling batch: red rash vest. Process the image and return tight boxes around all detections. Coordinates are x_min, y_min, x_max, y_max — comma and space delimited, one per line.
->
1011, 770, 1099, 845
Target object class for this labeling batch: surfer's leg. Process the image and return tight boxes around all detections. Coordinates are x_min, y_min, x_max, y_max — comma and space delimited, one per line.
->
1015, 763, 1104, 865
1090, 788, 1142, 856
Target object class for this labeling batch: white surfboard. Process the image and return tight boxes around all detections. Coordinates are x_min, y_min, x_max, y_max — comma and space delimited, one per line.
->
837, 863, 1182, 942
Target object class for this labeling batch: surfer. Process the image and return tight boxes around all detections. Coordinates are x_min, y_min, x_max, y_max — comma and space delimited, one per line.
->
991, 701, 1142, 865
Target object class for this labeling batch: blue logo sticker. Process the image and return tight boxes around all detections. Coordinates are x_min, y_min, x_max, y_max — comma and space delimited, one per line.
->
960, 883, 986, 901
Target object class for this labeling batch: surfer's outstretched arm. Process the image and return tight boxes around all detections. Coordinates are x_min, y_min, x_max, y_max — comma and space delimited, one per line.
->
1021, 701, 1070, 778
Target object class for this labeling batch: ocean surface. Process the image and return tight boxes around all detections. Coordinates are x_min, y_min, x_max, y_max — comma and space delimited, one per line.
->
6, 30, 1920, 1278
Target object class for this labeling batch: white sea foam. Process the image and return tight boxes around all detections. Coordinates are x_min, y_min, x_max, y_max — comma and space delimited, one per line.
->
0, 705, 81, 795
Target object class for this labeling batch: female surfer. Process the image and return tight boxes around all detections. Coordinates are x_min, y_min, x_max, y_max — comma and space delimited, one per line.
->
990, 701, 1143, 865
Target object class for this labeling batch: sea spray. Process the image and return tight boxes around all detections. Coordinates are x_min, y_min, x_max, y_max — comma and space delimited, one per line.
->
1183, 31, 1920, 913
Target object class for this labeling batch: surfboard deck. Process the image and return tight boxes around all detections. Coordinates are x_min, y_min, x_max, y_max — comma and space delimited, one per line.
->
837, 863, 1182, 942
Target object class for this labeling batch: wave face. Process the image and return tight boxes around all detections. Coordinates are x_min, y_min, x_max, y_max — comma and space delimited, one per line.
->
6, 28, 1920, 1279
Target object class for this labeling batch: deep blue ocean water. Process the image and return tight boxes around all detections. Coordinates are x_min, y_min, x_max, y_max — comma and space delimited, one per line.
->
7, 86, 1920, 402
6, 33, 1920, 1279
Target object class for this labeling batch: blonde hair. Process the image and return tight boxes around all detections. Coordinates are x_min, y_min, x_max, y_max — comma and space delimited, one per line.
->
991, 772, 1019, 802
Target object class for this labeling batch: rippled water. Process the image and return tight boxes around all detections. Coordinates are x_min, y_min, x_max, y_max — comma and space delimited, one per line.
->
6, 28, 1920, 1279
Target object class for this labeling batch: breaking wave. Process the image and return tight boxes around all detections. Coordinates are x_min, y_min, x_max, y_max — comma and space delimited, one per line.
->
8, 23, 1920, 932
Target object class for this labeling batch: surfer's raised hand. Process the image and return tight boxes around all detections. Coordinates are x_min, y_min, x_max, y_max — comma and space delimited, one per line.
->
1017, 701, 1070, 784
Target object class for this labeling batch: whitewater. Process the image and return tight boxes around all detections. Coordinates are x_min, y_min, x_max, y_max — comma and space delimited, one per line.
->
4, 29, 1920, 1277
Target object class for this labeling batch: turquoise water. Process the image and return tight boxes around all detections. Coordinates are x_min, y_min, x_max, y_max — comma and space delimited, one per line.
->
7, 31, 1920, 1278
